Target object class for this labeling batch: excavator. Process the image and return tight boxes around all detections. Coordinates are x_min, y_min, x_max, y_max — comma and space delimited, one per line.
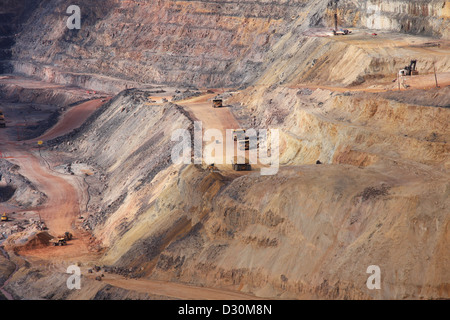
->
403, 60, 418, 76
1, 213, 9, 222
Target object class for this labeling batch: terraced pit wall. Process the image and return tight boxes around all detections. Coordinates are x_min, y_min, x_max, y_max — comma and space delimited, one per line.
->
328, 0, 450, 39
7, 0, 327, 91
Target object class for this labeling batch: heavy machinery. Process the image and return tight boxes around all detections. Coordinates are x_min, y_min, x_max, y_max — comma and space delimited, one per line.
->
332, 1, 351, 36
207, 163, 219, 172
51, 238, 67, 246
1, 213, 8, 222
212, 99, 223, 108
0, 110, 5, 128
238, 137, 250, 150
403, 60, 418, 76
51, 232, 72, 246
231, 156, 251, 171
333, 29, 351, 36
232, 129, 246, 141
62, 231, 73, 241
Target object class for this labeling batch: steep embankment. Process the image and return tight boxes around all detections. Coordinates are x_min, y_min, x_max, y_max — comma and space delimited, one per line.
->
49, 89, 195, 243
143, 164, 448, 299
230, 86, 450, 169
5, 1, 449, 92
8, 0, 327, 91
2, 83, 447, 299
41, 87, 446, 299
329, 0, 450, 39
0, 0, 42, 73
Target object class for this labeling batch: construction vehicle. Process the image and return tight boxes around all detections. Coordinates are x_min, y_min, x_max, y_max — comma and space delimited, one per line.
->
207, 163, 220, 173
51, 238, 67, 246
1, 213, 8, 222
238, 137, 250, 151
232, 129, 246, 141
333, 29, 351, 36
403, 60, 418, 76
60, 231, 73, 241
65, 231, 73, 240
0, 110, 5, 128
332, 1, 351, 36
212, 99, 223, 108
231, 156, 251, 171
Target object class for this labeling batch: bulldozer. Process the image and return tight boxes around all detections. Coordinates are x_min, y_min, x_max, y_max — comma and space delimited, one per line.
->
231, 156, 251, 171
1, 213, 9, 222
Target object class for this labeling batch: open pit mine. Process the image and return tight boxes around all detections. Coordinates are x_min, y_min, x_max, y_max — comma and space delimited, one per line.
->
0, 0, 449, 301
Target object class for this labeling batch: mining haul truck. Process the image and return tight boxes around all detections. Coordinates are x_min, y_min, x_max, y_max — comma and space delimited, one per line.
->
231, 156, 251, 171
51, 238, 67, 246
232, 129, 246, 141
212, 99, 223, 108
238, 137, 250, 150
51, 232, 73, 246
0, 110, 5, 128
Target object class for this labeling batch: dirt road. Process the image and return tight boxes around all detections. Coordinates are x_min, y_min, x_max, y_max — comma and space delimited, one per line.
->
30, 99, 109, 142
100, 274, 261, 300
180, 94, 240, 130
0, 99, 107, 260
178, 94, 259, 172
288, 72, 450, 93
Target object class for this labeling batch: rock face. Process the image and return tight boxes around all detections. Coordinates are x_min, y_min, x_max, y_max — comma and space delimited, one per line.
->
0, 0, 41, 73
8, 0, 327, 90
27, 86, 444, 300
5, 0, 448, 92
50, 89, 195, 237
330, 0, 450, 39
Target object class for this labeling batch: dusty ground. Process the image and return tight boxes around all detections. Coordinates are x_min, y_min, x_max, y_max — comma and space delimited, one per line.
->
0, 0, 448, 301
0, 78, 268, 300
1, 62, 449, 300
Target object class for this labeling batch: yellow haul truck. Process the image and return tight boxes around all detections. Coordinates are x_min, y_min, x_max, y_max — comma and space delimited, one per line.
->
231, 156, 251, 171
212, 99, 223, 108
